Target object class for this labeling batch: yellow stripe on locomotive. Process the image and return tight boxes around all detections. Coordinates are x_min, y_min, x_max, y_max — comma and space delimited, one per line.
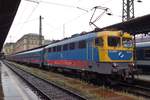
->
95, 31, 133, 62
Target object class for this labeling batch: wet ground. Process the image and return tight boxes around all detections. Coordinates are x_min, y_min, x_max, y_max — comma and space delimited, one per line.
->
0, 61, 41, 100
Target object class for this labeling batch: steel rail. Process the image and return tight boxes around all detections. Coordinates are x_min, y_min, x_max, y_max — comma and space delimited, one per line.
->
3, 61, 87, 100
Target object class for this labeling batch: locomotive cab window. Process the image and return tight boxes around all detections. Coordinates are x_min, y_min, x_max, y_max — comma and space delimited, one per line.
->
69, 43, 75, 50
122, 38, 133, 48
108, 36, 120, 47
95, 37, 103, 46
63, 44, 68, 51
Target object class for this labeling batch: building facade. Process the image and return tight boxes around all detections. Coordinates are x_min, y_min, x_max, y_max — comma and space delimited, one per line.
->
3, 33, 47, 55
3, 43, 15, 55
3, 33, 53, 54
14, 33, 44, 53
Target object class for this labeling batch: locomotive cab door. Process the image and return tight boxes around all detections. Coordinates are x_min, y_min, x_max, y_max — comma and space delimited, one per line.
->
86, 39, 94, 61
95, 36, 106, 62
43, 48, 48, 66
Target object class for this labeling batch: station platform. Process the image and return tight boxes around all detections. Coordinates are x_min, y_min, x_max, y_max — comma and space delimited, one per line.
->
0, 61, 40, 100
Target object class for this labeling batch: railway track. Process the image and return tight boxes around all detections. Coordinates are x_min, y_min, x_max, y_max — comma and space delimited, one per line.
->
3, 61, 87, 100
3, 60, 149, 99
114, 81, 150, 99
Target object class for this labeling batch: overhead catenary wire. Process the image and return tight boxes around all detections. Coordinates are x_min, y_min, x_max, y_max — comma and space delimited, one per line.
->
13, 18, 39, 25
101, 0, 113, 5
17, 2, 39, 34
11, 0, 115, 42
26, 0, 76, 8
20, 0, 113, 32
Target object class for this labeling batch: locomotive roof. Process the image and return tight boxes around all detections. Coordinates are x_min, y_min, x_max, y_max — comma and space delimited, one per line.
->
45, 30, 127, 48
45, 32, 96, 48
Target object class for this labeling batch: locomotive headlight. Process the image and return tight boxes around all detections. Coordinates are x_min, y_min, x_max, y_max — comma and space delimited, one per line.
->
112, 63, 119, 68
128, 63, 135, 67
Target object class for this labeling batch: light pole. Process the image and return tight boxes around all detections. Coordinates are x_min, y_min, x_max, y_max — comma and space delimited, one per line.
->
39, 15, 43, 46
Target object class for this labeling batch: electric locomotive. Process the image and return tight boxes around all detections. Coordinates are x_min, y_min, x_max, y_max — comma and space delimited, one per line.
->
6, 30, 136, 80
43, 30, 135, 79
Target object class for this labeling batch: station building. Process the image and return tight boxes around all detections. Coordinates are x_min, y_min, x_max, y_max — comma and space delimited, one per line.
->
3, 33, 51, 55
3, 42, 15, 55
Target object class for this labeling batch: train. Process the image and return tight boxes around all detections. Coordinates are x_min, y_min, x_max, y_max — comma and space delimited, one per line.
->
136, 41, 150, 73
6, 30, 136, 81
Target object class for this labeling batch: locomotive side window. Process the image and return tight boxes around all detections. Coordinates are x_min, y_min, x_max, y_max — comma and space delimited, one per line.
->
57, 45, 61, 52
79, 40, 86, 48
108, 36, 120, 47
122, 38, 133, 48
53, 47, 56, 52
48, 48, 52, 52
144, 49, 150, 58
63, 44, 68, 51
95, 37, 103, 46
69, 43, 75, 50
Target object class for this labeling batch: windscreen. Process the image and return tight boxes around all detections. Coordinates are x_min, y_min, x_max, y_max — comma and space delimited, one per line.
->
108, 36, 120, 47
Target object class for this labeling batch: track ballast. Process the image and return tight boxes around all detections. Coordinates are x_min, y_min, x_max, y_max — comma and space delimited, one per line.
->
3, 61, 87, 100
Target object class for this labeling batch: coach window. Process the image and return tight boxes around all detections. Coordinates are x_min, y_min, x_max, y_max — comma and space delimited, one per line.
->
79, 40, 86, 48
63, 44, 68, 51
95, 37, 103, 46
144, 49, 150, 58
69, 43, 75, 50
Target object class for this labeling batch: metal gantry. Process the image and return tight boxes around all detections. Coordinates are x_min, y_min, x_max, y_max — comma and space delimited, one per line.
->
122, 0, 142, 22
122, 0, 135, 22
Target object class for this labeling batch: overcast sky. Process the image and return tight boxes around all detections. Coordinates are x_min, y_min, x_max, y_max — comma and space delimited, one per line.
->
5, 0, 150, 43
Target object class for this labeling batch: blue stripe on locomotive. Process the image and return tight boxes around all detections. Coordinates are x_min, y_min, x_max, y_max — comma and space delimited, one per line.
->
45, 32, 99, 62
108, 50, 132, 60
47, 48, 99, 61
